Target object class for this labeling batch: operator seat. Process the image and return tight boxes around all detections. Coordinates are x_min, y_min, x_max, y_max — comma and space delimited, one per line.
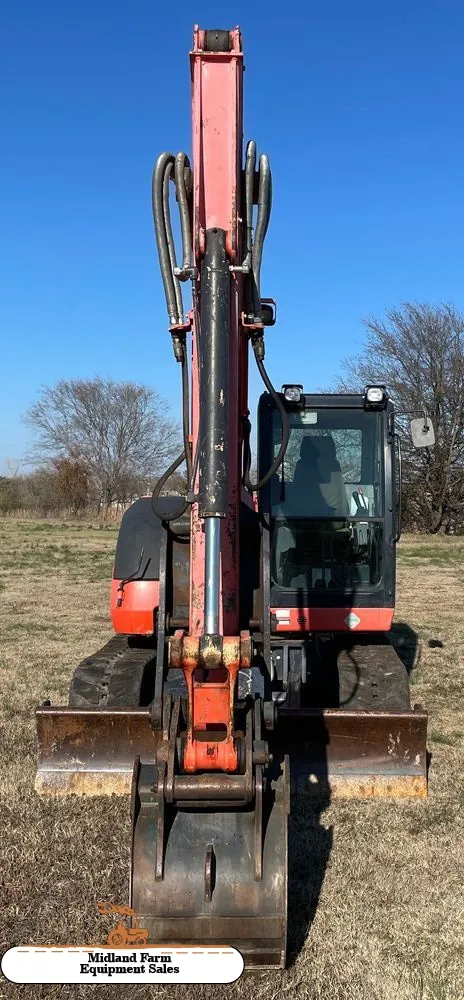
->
315, 436, 349, 516
293, 435, 349, 516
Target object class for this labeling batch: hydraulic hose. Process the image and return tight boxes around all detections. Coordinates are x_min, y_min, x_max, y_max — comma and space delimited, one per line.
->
152, 153, 180, 327
151, 150, 195, 521
152, 151, 193, 326
243, 352, 289, 492
174, 152, 193, 280
240, 147, 287, 492
152, 279, 201, 522
241, 140, 256, 274
250, 153, 272, 320
151, 347, 191, 521
151, 449, 189, 520
151, 140, 287, 511
162, 160, 184, 324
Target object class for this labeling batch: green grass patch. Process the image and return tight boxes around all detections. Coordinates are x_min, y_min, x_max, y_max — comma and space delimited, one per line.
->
430, 731, 462, 747
18, 522, 73, 532
406, 966, 460, 1000
428, 680, 463, 698
408, 796, 462, 835
398, 545, 464, 567
1, 541, 113, 578
1, 696, 18, 715
4, 621, 56, 636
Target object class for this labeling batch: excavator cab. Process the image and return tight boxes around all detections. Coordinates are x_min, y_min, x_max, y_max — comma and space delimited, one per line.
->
259, 386, 396, 626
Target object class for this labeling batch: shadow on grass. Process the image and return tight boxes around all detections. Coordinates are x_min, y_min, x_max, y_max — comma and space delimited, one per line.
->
286, 621, 433, 963
390, 621, 420, 674
287, 785, 332, 965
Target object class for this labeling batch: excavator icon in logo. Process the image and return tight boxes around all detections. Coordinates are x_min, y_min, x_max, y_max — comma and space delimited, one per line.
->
97, 902, 149, 947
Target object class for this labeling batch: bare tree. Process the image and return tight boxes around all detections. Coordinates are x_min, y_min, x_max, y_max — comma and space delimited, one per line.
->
25, 378, 181, 509
337, 302, 464, 533
4, 459, 24, 477
53, 458, 89, 514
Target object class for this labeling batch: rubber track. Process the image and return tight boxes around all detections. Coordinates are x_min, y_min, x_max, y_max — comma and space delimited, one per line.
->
68, 634, 157, 708
337, 640, 410, 711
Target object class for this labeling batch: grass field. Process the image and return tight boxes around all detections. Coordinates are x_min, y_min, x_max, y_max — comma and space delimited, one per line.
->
1, 520, 463, 1000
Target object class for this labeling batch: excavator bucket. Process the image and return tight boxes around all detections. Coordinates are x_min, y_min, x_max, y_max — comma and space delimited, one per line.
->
35, 702, 289, 968
35, 707, 157, 796
34, 699, 425, 972
130, 759, 289, 969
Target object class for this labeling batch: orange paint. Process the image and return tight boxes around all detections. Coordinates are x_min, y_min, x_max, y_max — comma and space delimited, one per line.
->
179, 636, 242, 772
271, 607, 394, 633
110, 579, 159, 636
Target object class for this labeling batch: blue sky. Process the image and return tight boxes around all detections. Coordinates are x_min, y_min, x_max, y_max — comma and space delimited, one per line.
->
2, 1, 464, 472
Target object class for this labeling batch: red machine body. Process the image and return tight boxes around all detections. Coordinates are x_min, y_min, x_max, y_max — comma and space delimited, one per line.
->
111, 579, 159, 636
111, 582, 394, 637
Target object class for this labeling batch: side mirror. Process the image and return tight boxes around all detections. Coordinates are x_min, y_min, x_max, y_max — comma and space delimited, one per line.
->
410, 416, 435, 448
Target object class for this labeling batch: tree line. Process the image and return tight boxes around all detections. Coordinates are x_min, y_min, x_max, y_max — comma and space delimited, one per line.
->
1, 302, 463, 531
338, 302, 464, 534
1, 378, 183, 516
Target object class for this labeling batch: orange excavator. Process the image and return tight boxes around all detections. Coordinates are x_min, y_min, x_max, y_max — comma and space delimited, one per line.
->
35, 26, 434, 968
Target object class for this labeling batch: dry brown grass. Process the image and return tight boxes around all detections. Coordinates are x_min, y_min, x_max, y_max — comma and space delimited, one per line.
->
0, 521, 463, 1000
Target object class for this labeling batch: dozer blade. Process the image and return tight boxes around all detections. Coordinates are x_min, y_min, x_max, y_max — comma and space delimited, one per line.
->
279, 707, 428, 798
130, 762, 289, 969
35, 707, 157, 796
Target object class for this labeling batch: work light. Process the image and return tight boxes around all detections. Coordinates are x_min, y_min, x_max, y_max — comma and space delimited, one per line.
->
365, 385, 385, 404
282, 384, 303, 403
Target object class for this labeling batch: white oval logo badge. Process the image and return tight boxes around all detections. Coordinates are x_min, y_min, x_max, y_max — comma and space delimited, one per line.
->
1, 946, 244, 985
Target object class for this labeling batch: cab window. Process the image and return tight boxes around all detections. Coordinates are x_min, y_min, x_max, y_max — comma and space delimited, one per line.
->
271, 408, 383, 518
